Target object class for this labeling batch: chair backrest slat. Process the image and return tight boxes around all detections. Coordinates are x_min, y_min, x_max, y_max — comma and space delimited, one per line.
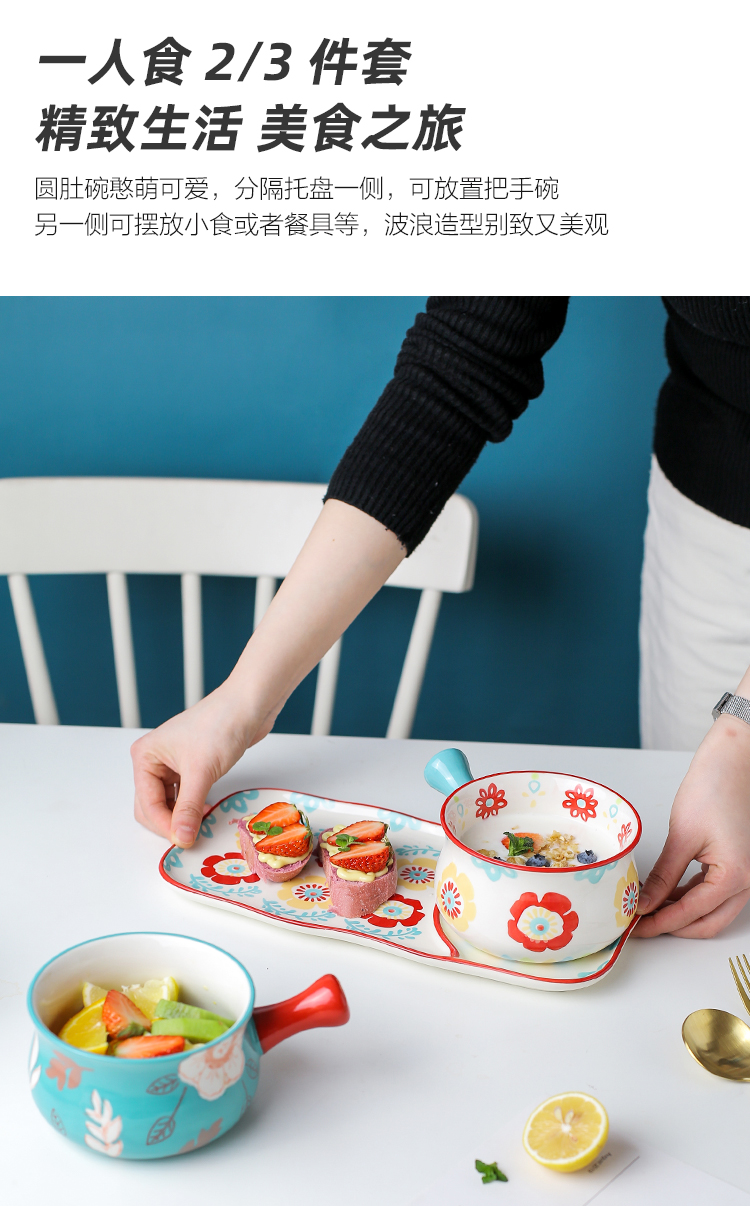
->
1, 478, 478, 737
311, 638, 342, 737
0, 478, 477, 591
106, 572, 140, 728
7, 572, 59, 725
181, 572, 203, 710
386, 588, 443, 740
253, 575, 277, 630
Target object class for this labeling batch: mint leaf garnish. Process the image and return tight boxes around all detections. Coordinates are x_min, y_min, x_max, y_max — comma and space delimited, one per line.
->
334, 833, 358, 850
504, 832, 534, 858
475, 1160, 508, 1184
251, 821, 284, 836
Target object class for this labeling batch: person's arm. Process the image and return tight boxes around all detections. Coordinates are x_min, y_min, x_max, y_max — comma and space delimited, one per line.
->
326, 296, 570, 552
132, 296, 571, 848
637, 664, 750, 937
131, 501, 405, 847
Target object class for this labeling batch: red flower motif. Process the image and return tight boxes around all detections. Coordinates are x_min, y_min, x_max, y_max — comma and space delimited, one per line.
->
201, 852, 259, 885
621, 881, 638, 919
439, 878, 462, 920
507, 891, 579, 952
562, 785, 597, 821
618, 822, 632, 849
366, 894, 425, 929
475, 782, 507, 819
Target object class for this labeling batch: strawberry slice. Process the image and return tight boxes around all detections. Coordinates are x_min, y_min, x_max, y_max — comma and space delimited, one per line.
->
113, 1034, 185, 1059
330, 841, 390, 873
501, 832, 544, 854
102, 989, 150, 1038
249, 801, 301, 834
330, 820, 387, 847
255, 822, 311, 858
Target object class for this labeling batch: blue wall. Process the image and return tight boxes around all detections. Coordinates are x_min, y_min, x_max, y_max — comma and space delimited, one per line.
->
0, 297, 667, 745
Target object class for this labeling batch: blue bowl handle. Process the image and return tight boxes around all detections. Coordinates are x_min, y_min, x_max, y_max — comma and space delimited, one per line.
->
424, 748, 473, 796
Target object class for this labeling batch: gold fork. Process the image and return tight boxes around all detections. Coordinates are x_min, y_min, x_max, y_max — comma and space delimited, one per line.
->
728, 954, 750, 1017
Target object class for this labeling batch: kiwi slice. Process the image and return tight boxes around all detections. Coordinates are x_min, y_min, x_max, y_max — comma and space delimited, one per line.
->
151, 1017, 229, 1042
153, 999, 233, 1027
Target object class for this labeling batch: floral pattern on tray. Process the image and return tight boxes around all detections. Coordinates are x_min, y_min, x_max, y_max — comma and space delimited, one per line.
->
160, 788, 637, 992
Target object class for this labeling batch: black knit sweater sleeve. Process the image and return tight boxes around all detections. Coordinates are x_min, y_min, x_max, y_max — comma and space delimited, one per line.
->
324, 296, 569, 553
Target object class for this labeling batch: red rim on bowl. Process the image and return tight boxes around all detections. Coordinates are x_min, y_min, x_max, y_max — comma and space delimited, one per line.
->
439, 770, 642, 874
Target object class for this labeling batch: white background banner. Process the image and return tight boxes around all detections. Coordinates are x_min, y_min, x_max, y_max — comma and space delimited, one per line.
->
2, 0, 748, 295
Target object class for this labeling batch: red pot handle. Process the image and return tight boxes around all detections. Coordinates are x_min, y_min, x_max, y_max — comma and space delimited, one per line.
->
252, 974, 350, 1053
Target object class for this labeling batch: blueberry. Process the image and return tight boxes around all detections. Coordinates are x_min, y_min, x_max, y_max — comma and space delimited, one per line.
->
577, 850, 597, 864
525, 853, 551, 867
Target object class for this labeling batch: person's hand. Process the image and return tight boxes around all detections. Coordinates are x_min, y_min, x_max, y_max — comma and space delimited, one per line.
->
636, 715, 750, 938
130, 501, 406, 850
131, 685, 270, 848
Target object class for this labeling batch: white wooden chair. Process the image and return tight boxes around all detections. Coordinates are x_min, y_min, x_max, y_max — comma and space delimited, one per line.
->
0, 478, 478, 739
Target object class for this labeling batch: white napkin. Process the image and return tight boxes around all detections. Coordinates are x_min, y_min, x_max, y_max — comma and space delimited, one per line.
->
407, 1110, 749, 1206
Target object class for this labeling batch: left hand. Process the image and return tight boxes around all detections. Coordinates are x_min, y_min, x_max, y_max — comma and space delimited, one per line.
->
636, 714, 750, 938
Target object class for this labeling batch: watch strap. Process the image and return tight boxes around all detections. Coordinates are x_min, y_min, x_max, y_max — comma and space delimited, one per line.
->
712, 691, 750, 724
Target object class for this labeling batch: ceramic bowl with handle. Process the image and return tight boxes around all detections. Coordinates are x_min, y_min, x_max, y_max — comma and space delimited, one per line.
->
425, 749, 641, 962
27, 932, 349, 1159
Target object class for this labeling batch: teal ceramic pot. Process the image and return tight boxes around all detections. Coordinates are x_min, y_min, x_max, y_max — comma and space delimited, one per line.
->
28, 932, 348, 1159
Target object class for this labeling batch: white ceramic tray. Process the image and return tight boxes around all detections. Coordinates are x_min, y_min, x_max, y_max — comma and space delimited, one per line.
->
160, 789, 637, 992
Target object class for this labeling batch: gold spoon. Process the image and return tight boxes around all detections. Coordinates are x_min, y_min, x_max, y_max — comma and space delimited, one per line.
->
682, 1008, 750, 1080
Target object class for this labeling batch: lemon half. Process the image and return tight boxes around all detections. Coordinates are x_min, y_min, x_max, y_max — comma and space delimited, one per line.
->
58, 1001, 108, 1054
523, 1093, 608, 1173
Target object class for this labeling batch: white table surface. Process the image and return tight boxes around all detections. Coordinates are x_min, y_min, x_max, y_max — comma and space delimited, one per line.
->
3, 723, 750, 1202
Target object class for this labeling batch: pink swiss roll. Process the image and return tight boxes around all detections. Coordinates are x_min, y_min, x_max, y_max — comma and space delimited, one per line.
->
238, 817, 313, 883
326, 855, 398, 919
317, 829, 341, 877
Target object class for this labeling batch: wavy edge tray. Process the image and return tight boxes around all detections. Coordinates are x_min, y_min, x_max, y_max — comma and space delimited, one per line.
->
160, 789, 637, 992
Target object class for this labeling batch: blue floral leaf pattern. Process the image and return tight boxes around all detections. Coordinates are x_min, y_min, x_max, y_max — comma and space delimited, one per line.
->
261, 899, 336, 922
188, 874, 262, 898
343, 918, 422, 941
395, 844, 442, 858
375, 809, 423, 831
231, 882, 263, 898
219, 793, 253, 813
164, 850, 183, 873
199, 812, 217, 838
575, 859, 621, 883
574, 866, 607, 884
471, 856, 517, 881
376, 811, 406, 830
290, 792, 322, 812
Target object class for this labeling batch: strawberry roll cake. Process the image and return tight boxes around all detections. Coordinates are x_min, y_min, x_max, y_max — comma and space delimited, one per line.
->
318, 819, 387, 875
324, 824, 397, 918
238, 801, 314, 883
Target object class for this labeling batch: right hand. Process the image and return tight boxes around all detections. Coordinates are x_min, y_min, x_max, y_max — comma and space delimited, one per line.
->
131, 501, 406, 849
131, 685, 274, 848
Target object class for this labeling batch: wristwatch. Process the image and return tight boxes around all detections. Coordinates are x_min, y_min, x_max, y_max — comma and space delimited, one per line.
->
712, 692, 750, 724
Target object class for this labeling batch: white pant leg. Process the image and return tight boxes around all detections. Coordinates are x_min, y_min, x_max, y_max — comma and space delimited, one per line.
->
639, 456, 750, 751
